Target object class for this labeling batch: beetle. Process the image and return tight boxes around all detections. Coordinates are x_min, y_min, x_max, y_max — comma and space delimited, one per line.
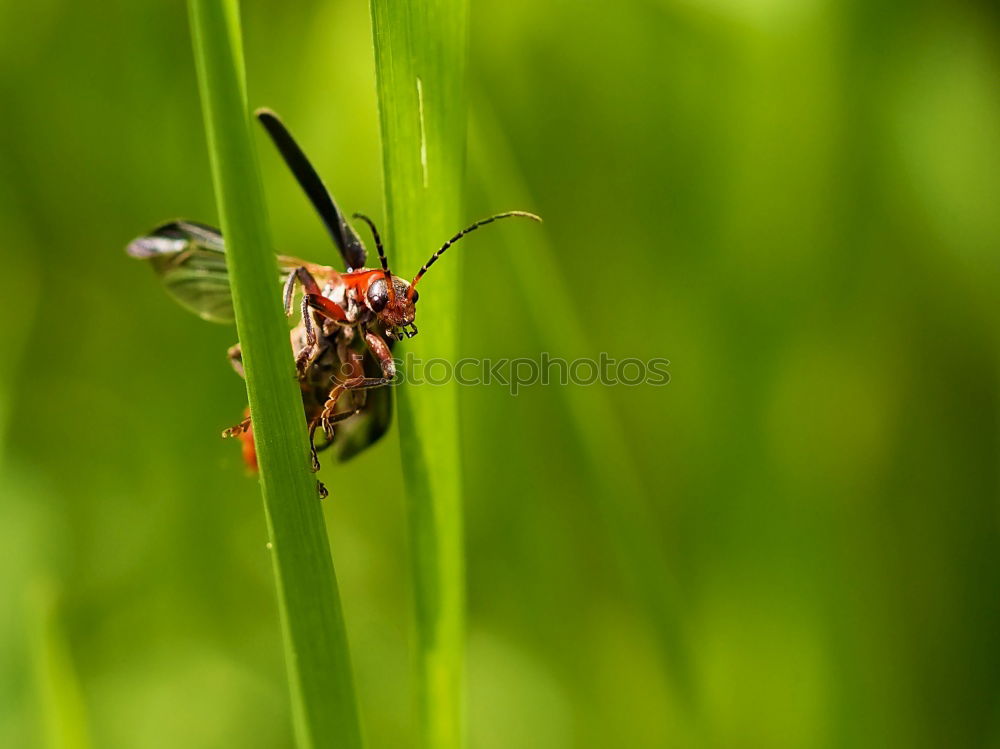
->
127, 218, 389, 481
128, 109, 540, 479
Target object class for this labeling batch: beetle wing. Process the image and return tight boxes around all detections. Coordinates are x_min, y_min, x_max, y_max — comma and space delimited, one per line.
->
128, 221, 337, 324
127, 221, 236, 323
256, 109, 368, 271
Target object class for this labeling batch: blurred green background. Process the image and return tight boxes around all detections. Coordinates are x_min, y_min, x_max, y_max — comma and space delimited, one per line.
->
1, 0, 998, 747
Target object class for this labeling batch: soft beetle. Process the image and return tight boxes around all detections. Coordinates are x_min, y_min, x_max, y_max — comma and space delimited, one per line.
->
128, 109, 540, 484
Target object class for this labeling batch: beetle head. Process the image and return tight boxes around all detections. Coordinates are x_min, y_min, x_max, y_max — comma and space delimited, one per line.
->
365, 275, 419, 339
352, 210, 540, 341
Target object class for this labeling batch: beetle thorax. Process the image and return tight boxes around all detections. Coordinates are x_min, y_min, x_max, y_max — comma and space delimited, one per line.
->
322, 279, 364, 323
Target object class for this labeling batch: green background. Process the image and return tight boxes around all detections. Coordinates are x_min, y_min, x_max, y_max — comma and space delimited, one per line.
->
1, 0, 998, 747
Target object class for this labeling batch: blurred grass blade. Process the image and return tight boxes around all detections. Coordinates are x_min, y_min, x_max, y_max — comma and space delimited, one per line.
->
470, 109, 696, 709
29, 583, 90, 749
187, 2, 362, 747
369, 1, 468, 746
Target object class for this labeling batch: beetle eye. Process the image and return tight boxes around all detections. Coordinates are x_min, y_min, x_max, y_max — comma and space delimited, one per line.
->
367, 279, 389, 311
410, 288, 419, 303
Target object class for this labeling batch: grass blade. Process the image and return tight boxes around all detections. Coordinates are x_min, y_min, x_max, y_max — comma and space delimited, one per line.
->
29, 583, 91, 749
187, 2, 362, 747
470, 110, 696, 708
368, 2, 469, 746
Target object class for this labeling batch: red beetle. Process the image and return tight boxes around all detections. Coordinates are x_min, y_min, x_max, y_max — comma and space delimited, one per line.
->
128, 109, 540, 487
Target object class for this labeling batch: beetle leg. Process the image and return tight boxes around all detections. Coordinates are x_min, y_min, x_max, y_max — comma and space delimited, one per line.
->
318, 330, 397, 432
222, 414, 252, 438
318, 383, 393, 441
316, 341, 396, 441
319, 383, 349, 441
300, 294, 317, 345
295, 344, 320, 378
319, 392, 367, 442
306, 293, 349, 323
281, 266, 333, 378
363, 330, 397, 379
310, 329, 399, 464
282, 272, 297, 316
341, 376, 394, 391
284, 266, 324, 315
227, 343, 245, 378
334, 336, 368, 410
308, 407, 362, 470
318, 346, 366, 441
293, 296, 329, 377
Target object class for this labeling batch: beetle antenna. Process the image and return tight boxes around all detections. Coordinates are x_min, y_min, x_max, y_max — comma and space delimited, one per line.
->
353, 213, 395, 302
408, 211, 542, 297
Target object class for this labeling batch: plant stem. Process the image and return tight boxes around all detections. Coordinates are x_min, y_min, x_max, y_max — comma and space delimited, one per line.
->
368, 1, 469, 746
187, 2, 362, 747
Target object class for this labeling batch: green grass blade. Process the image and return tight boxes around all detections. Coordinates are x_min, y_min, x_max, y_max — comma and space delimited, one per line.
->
187, 2, 362, 747
470, 110, 696, 709
29, 583, 91, 749
368, 2, 468, 746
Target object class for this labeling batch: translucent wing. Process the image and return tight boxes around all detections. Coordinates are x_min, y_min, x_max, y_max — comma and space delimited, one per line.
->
128, 221, 337, 324
127, 221, 235, 323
